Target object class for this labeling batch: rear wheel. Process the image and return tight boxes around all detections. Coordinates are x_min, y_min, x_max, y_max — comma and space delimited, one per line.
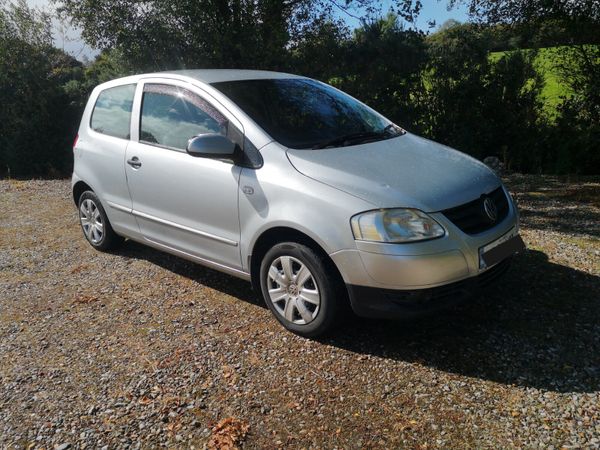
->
78, 191, 123, 251
259, 242, 341, 337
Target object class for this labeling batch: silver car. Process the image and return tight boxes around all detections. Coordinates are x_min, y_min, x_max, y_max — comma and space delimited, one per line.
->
72, 70, 525, 337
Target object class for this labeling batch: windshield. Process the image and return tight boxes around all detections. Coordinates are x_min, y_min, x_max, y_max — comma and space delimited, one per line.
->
211, 78, 402, 149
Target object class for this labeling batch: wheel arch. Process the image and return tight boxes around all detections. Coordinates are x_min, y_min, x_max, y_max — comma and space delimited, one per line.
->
72, 180, 94, 206
249, 226, 346, 299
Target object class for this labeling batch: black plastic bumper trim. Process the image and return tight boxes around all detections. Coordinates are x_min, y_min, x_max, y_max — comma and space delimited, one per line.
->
347, 257, 513, 319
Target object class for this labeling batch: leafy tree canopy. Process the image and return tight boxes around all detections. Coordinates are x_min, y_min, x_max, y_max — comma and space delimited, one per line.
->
55, 0, 424, 71
0, 0, 83, 176
454, 0, 600, 44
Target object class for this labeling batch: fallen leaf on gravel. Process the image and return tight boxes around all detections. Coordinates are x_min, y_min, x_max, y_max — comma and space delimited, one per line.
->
157, 346, 194, 369
138, 396, 153, 405
223, 365, 234, 379
160, 395, 185, 413
72, 294, 99, 304
166, 421, 182, 433
207, 418, 249, 450
70, 264, 90, 274
222, 365, 239, 385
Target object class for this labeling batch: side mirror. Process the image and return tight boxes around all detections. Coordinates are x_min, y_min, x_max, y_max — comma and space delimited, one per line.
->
186, 134, 237, 159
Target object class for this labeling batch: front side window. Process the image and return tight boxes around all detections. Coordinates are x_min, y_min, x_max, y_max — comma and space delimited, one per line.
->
90, 84, 136, 139
211, 78, 402, 149
140, 84, 227, 150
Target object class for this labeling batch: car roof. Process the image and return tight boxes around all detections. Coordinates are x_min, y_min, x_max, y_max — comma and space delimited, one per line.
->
143, 69, 305, 84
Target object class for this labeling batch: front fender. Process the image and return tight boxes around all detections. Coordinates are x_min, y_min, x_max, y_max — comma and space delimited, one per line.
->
238, 143, 374, 272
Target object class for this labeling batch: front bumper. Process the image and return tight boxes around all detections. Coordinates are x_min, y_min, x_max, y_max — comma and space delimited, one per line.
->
329, 188, 523, 318
346, 257, 512, 318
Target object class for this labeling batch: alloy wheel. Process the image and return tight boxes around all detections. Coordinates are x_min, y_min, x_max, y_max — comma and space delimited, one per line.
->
266, 256, 321, 325
79, 198, 104, 244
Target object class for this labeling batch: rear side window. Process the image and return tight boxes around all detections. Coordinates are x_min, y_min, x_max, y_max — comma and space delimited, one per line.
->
140, 84, 227, 150
90, 84, 136, 139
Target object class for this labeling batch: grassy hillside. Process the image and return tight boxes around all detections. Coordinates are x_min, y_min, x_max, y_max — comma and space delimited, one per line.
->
490, 47, 575, 119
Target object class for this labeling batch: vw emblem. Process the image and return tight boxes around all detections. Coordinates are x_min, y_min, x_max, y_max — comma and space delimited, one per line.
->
483, 197, 498, 222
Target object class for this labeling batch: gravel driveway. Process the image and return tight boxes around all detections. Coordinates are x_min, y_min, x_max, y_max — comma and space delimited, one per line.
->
1, 176, 599, 448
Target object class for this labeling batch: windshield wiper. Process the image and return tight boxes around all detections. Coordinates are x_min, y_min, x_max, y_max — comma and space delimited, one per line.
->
312, 124, 404, 149
312, 131, 384, 149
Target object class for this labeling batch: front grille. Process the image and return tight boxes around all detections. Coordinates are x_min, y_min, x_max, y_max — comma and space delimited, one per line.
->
442, 186, 509, 234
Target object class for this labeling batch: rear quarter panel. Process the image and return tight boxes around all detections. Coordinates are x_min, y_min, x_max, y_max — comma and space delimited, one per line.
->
72, 82, 140, 238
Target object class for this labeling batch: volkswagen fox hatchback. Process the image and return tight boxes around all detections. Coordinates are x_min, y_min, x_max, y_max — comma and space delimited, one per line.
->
72, 70, 525, 337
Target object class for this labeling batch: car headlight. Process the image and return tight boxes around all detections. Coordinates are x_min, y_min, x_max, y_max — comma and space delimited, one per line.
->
350, 208, 445, 243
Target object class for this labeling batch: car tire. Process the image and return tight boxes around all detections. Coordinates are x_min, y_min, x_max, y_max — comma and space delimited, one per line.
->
259, 242, 341, 337
78, 190, 123, 251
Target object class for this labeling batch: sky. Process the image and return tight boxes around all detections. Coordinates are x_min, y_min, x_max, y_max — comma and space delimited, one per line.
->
25, 0, 470, 61
26, 0, 98, 60
338, 0, 470, 31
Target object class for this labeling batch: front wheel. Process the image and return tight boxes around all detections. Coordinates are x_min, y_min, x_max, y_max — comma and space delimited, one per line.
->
259, 242, 342, 337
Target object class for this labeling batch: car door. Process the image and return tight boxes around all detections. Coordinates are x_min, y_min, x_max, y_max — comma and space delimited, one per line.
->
125, 80, 243, 270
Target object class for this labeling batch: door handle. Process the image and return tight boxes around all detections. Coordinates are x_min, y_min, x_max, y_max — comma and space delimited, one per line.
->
127, 157, 142, 168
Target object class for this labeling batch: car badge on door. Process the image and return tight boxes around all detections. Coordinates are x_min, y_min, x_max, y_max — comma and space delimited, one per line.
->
483, 197, 497, 222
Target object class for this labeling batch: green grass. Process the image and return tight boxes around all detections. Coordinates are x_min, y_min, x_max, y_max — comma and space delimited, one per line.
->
490, 46, 576, 120
419, 46, 583, 121
530, 47, 570, 115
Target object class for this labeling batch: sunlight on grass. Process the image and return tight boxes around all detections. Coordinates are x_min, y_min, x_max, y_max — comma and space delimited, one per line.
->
489, 46, 584, 120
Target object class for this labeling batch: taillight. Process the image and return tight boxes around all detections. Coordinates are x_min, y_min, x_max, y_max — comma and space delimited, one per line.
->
73, 133, 79, 151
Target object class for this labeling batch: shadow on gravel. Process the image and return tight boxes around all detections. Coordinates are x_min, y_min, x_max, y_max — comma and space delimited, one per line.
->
116, 240, 264, 308
518, 203, 600, 237
116, 240, 599, 393
508, 176, 600, 237
325, 249, 600, 394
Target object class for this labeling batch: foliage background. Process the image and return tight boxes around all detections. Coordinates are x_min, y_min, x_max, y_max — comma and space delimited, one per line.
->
1, 0, 598, 176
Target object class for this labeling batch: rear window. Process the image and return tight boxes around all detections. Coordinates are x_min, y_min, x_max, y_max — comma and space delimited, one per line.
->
90, 84, 136, 139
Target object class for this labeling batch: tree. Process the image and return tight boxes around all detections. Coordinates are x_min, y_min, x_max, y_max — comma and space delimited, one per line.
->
55, 0, 424, 71
0, 0, 83, 176
331, 13, 428, 128
453, 0, 600, 173
549, 44, 600, 174
289, 18, 350, 80
414, 23, 545, 171
454, 0, 599, 33
416, 24, 490, 154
